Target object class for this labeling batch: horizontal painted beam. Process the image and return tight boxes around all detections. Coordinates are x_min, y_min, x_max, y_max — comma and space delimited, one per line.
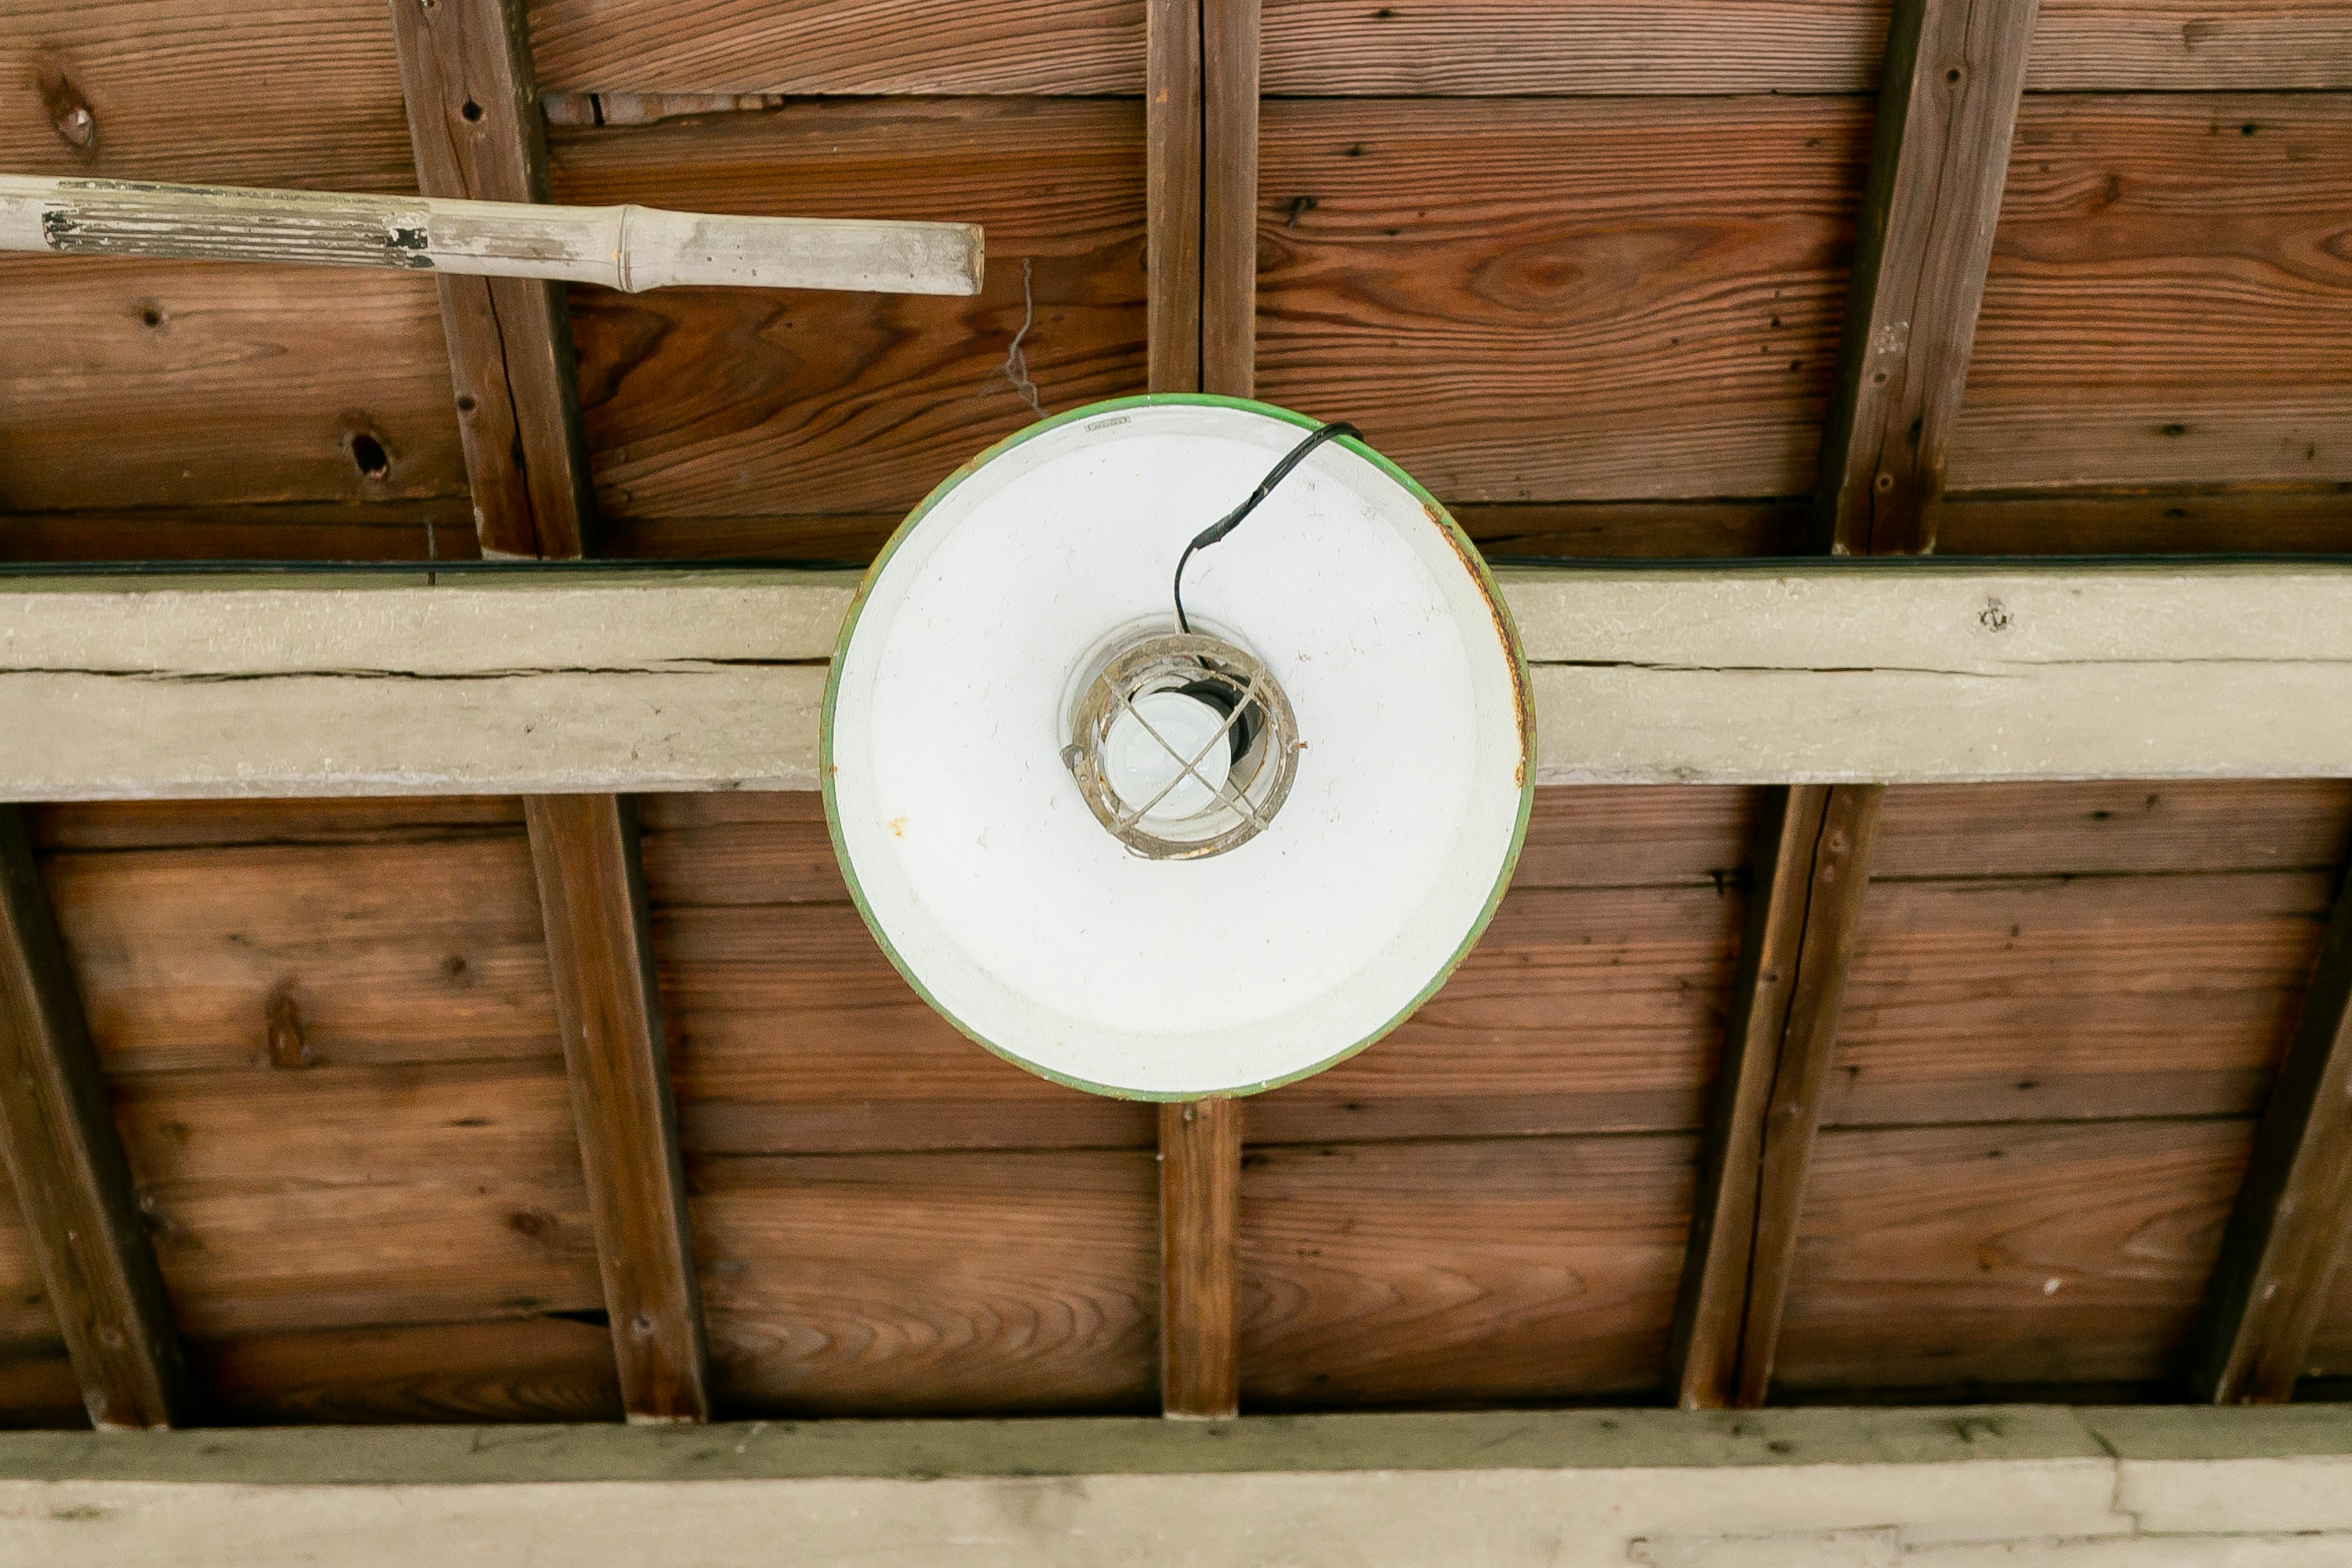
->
4, 563, 2350, 800
0, 1407, 2347, 1566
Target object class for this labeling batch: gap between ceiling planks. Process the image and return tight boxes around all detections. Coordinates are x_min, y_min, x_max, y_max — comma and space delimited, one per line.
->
1668, 0, 2041, 1409
0, 807, 192, 1430
390, 0, 710, 1423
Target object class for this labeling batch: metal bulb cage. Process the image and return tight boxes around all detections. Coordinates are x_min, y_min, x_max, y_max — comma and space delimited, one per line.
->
1065, 631, 1300, 859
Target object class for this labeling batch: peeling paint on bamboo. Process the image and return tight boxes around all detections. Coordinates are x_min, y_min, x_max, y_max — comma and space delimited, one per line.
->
0, 175, 983, 296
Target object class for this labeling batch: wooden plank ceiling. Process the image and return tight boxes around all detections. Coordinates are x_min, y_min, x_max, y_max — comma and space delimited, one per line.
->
2, 0, 2351, 1428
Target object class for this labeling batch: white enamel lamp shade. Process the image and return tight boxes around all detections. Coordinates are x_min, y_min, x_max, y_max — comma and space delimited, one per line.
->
822, 396, 1534, 1099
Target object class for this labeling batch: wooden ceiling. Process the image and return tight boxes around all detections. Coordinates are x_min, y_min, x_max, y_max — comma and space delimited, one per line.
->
2, 0, 2351, 1432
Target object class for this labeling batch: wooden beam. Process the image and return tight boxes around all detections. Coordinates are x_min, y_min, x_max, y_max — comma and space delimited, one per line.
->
1159, 1099, 1241, 1418
1200, 0, 1258, 400
390, 0, 593, 560
2186, 867, 2352, 1403
391, 0, 711, 1422
13, 562, 2352, 798
1144, 0, 1201, 396
0, 807, 191, 1430
1814, 0, 2041, 556
1669, 785, 1882, 1408
1671, 0, 2037, 1407
526, 795, 710, 1422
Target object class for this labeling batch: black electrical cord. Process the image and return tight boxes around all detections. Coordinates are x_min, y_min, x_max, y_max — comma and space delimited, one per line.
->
1172, 421, 1360, 634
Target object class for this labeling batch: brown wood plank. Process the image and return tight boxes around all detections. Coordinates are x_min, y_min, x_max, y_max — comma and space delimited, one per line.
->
0, 808, 190, 1430
1250, 882, 1744, 1146
1, 0, 419, 193
548, 101, 1145, 519
526, 795, 709, 1421
527, 0, 1142, 96
691, 1149, 1158, 1417
1834, 870, 2332, 1129
0, 1346, 86, 1430
2313, 1248, 2352, 1381
1814, 0, 2037, 555
1147, 0, 1201, 396
1200, 0, 1256, 399
1160, 1100, 1239, 1417
111, 1058, 602, 1338
1238, 1134, 1694, 1409
0, 1169, 64, 1352
38, 829, 560, 1077
1256, 97, 1868, 503
393, 0, 592, 559
1775, 1118, 2251, 1394
1953, 95, 2352, 493
649, 901, 1150, 1156
1456, 501, 1810, 560
1874, 781, 2352, 881
28, 797, 527, 856
1937, 488, 2352, 556
0, 258, 465, 511
2187, 872, 2352, 1403
1257, 0, 2352, 96
0, 503, 479, 564
192, 1317, 621, 1425
589, 512, 907, 562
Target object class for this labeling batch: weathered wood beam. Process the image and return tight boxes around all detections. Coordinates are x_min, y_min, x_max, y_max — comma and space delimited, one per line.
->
1159, 1099, 1241, 1418
526, 795, 711, 1422
0, 807, 191, 1430
1672, 0, 2038, 1408
1670, 785, 1882, 1408
12, 562, 2352, 798
2186, 867, 2352, 1403
1200, 0, 1258, 401
391, 0, 710, 1422
1814, 0, 2041, 556
1144, 0, 1202, 396
391, 0, 592, 560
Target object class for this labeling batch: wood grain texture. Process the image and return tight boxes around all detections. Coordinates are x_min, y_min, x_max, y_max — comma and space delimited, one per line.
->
527, 0, 1142, 96
1953, 95, 2352, 493
1874, 780, 2352, 880
1774, 1118, 2252, 1393
650, 901, 1150, 1156
0, 808, 190, 1430
1147, 0, 1201, 396
1937, 488, 2352, 556
0, 503, 480, 564
1238, 1136, 1695, 1409
1161, 1099, 1239, 1417
1834, 870, 2332, 1128
393, 0, 593, 560
1, 0, 419, 194
1200, 0, 1256, 398
192, 1317, 620, 1425
548, 101, 1145, 518
28, 797, 527, 855
0, 257, 466, 511
1255, 97, 1868, 503
1256, 0, 2352, 95
39, 830, 560, 1076
1815, 0, 2037, 556
2187, 872, 2352, 1402
1250, 882, 1744, 1146
0, 1169, 63, 1351
111, 1058, 602, 1338
1458, 501, 1809, 560
0, 1346, 85, 1429
1671, 785, 1882, 1409
525, 794, 709, 1420
691, 1150, 1158, 1417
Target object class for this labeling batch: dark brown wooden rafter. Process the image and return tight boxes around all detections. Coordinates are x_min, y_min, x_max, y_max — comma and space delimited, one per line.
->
1146, 0, 1203, 398
388, 0, 592, 560
1670, 0, 2035, 1409
2187, 871, 2352, 1403
1200, 0, 1258, 401
0, 807, 192, 1431
1814, 0, 2042, 556
390, 0, 709, 1421
1160, 1098, 1242, 1417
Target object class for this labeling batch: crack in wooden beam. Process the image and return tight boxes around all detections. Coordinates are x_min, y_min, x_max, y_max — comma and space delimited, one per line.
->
1670, 0, 2038, 1409
2186, 867, 2352, 1404
389, 0, 709, 1422
0, 807, 192, 1430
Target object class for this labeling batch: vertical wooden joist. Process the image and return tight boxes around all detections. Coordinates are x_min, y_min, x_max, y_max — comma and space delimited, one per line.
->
2187, 874, 2352, 1403
1669, 0, 2037, 1408
1147, 0, 1255, 1419
0, 809, 191, 1430
391, 0, 710, 1420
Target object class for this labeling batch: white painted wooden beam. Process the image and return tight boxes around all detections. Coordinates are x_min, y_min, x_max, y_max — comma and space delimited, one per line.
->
0, 1406, 2345, 1566
2, 563, 2349, 801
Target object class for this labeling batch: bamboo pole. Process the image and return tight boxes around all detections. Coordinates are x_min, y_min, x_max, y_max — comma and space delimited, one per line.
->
0, 175, 982, 296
